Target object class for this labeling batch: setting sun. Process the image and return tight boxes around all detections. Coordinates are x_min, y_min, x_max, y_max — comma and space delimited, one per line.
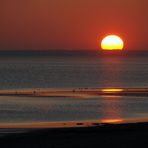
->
101, 35, 124, 50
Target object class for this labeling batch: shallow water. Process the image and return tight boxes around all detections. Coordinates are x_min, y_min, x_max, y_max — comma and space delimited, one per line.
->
0, 95, 148, 124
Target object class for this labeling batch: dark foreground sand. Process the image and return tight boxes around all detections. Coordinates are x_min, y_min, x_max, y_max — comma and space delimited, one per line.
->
0, 122, 148, 148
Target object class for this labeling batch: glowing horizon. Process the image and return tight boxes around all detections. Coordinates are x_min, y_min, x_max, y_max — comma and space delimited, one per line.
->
1, 0, 148, 50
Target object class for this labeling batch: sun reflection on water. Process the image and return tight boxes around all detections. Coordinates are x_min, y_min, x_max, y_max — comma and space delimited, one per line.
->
101, 119, 123, 123
100, 95, 123, 123
101, 88, 123, 92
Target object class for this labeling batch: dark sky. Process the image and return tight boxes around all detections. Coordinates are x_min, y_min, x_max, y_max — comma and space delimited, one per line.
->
1, 0, 148, 50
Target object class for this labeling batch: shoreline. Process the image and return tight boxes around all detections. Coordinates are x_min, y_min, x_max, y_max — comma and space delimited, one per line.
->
0, 118, 148, 129
0, 88, 148, 147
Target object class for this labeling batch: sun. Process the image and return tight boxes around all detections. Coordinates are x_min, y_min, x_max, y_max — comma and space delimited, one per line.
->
101, 35, 124, 50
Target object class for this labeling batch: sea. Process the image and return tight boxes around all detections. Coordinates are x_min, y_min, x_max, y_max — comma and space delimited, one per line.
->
0, 50, 148, 126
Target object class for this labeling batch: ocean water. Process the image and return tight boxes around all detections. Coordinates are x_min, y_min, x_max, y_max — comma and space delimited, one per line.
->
0, 95, 148, 123
0, 53, 148, 89
0, 52, 148, 125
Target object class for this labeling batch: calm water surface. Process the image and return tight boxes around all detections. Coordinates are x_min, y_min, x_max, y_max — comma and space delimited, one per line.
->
0, 95, 148, 123
0, 55, 148, 89
0, 54, 148, 124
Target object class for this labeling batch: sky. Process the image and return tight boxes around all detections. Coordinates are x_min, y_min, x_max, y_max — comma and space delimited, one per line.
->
1, 0, 148, 50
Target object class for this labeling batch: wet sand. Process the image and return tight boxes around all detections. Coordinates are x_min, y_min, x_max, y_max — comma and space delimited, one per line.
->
0, 118, 148, 129
0, 87, 148, 97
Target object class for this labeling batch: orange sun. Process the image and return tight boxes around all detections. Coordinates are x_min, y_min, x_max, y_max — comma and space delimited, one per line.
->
101, 35, 124, 50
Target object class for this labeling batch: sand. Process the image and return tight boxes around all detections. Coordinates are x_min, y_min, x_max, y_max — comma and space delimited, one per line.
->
0, 87, 148, 97
0, 122, 148, 147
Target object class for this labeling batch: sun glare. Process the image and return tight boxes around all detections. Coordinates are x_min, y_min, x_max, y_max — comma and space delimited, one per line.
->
101, 35, 124, 50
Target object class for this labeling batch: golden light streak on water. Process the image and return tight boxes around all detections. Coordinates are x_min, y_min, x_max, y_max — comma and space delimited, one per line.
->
101, 119, 123, 123
101, 88, 123, 92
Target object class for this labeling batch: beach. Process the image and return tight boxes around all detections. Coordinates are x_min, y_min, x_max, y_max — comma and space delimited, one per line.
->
1, 0, 148, 145
0, 53, 147, 147
0, 122, 148, 147
0, 88, 147, 147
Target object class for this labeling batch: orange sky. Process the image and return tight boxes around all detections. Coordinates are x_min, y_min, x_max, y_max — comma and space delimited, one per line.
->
1, 0, 148, 50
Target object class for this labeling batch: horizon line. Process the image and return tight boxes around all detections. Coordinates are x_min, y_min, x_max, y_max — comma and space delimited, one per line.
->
0, 49, 147, 52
